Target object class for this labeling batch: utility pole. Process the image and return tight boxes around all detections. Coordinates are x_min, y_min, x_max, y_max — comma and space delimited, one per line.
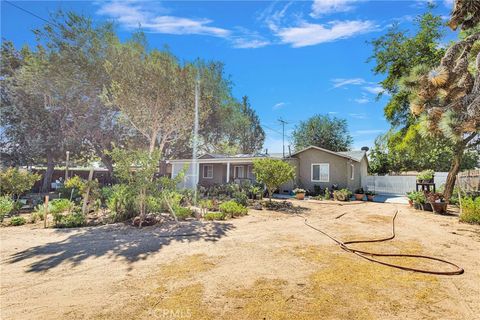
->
278, 118, 288, 158
65, 151, 70, 181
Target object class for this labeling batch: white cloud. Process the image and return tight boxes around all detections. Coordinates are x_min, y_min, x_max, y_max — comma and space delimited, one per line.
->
276, 20, 376, 48
363, 85, 384, 95
348, 113, 368, 119
354, 129, 384, 135
311, 0, 357, 17
328, 111, 338, 115
232, 38, 270, 49
273, 102, 287, 110
97, 1, 230, 37
354, 97, 369, 104
332, 78, 366, 88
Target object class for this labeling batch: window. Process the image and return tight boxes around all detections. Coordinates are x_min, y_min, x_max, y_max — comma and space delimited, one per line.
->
350, 164, 354, 180
234, 166, 244, 179
202, 165, 213, 179
311, 163, 329, 182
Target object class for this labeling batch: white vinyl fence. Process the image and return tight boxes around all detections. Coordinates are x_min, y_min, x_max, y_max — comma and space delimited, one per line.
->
363, 172, 448, 196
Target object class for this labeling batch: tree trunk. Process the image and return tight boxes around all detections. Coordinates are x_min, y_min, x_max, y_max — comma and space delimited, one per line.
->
149, 135, 156, 155
443, 146, 463, 202
41, 152, 55, 193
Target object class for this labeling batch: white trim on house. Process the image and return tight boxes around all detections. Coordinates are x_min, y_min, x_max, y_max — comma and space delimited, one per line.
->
350, 163, 354, 180
311, 163, 329, 182
202, 164, 213, 179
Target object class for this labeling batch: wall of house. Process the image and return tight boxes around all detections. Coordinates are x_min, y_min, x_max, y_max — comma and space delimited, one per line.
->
198, 163, 226, 186
294, 148, 351, 191
278, 158, 299, 194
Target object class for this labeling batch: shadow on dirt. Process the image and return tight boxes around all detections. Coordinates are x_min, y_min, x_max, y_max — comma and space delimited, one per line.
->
5, 221, 235, 273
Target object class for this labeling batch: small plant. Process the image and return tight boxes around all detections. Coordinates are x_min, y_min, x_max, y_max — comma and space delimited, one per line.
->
59, 175, 85, 200
417, 169, 434, 183
354, 188, 365, 194
333, 189, 352, 201
204, 212, 226, 221
233, 191, 248, 206
459, 196, 480, 225
10, 216, 26, 226
107, 184, 136, 222
293, 188, 306, 194
54, 212, 86, 228
173, 206, 193, 220
219, 200, 248, 218
0, 196, 14, 222
354, 188, 365, 201
50, 199, 75, 214
409, 191, 426, 204
324, 187, 331, 200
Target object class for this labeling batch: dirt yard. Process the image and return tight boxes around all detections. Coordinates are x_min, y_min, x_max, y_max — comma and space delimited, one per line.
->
1, 201, 479, 320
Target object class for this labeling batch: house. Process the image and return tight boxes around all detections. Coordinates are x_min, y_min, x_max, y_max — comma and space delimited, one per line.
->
167, 146, 368, 193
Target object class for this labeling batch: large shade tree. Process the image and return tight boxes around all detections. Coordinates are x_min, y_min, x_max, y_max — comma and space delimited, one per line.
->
292, 114, 352, 152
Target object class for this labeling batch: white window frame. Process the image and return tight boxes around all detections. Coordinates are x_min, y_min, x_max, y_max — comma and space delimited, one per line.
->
202, 165, 213, 179
350, 163, 354, 180
234, 166, 244, 179
311, 163, 329, 182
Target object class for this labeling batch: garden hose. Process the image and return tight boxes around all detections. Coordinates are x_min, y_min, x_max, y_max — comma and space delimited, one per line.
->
298, 209, 464, 275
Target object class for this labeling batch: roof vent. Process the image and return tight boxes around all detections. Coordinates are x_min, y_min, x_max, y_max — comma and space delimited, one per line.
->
361, 146, 369, 151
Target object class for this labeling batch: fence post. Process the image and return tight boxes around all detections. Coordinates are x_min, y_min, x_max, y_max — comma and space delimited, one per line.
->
44, 195, 49, 228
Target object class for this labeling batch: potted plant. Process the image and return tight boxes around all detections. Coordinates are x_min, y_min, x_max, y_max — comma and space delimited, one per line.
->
409, 191, 425, 210
427, 192, 447, 214
333, 189, 352, 202
416, 169, 435, 183
293, 188, 306, 200
354, 188, 365, 201
365, 191, 376, 201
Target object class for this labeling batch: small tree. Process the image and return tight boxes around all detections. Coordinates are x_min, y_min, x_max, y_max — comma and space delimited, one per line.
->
253, 159, 295, 202
0, 168, 41, 201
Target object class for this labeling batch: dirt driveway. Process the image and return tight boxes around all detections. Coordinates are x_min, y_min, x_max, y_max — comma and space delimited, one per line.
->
1, 201, 479, 320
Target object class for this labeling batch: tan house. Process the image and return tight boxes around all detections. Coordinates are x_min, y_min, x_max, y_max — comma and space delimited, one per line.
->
167, 146, 368, 193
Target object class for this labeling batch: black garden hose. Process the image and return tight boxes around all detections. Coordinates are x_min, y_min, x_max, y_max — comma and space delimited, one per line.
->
299, 209, 464, 275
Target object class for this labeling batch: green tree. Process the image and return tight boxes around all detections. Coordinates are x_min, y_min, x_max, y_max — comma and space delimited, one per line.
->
238, 96, 265, 154
253, 159, 295, 201
0, 168, 41, 202
292, 114, 352, 152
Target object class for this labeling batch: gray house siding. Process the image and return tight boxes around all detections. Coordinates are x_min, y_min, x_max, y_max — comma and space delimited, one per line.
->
198, 163, 225, 186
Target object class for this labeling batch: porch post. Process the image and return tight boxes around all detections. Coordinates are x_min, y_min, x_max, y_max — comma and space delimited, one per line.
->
226, 162, 230, 183
195, 162, 200, 186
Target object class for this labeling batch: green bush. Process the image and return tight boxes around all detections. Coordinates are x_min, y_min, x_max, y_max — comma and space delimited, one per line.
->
204, 212, 226, 221
199, 199, 215, 210
408, 191, 426, 204
0, 168, 41, 199
50, 199, 75, 214
59, 175, 85, 200
459, 196, 480, 225
146, 196, 163, 213
0, 196, 14, 222
417, 169, 434, 181
173, 206, 193, 220
233, 191, 248, 206
10, 216, 26, 226
333, 189, 352, 201
219, 200, 248, 218
54, 213, 86, 228
107, 184, 136, 222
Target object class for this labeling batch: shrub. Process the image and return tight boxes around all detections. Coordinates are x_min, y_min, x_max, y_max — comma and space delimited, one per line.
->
0, 196, 14, 222
324, 187, 331, 200
107, 184, 136, 222
219, 200, 248, 217
59, 175, 85, 200
146, 196, 163, 213
233, 191, 248, 206
204, 212, 226, 221
459, 196, 480, 225
199, 199, 215, 210
333, 189, 352, 201
50, 199, 75, 214
253, 158, 295, 201
409, 191, 426, 204
54, 213, 86, 228
417, 169, 434, 181
10, 216, 26, 226
173, 206, 193, 220
0, 168, 41, 199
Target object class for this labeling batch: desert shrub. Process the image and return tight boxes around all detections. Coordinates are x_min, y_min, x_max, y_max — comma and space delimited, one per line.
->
59, 175, 85, 200
409, 191, 426, 204
179, 189, 197, 206
50, 199, 75, 214
324, 187, 331, 200
0, 168, 41, 199
333, 189, 352, 201
54, 213, 86, 228
199, 199, 215, 210
233, 191, 248, 206
219, 200, 248, 217
107, 184, 136, 222
204, 212, 226, 221
146, 196, 163, 213
459, 196, 480, 225
10, 216, 26, 226
173, 206, 193, 220
0, 196, 14, 222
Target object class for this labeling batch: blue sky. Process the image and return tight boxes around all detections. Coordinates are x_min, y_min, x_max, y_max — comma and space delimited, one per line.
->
1, 0, 455, 152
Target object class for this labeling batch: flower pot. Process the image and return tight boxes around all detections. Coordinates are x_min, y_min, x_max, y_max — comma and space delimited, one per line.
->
354, 193, 365, 201
408, 199, 413, 207
367, 195, 375, 202
422, 202, 433, 212
430, 202, 447, 214
296, 193, 305, 200
413, 202, 422, 210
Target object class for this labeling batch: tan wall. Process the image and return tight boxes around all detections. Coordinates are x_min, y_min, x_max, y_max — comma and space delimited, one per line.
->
278, 158, 299, 194
294, 148, 351, 191
198, 163, 226, 186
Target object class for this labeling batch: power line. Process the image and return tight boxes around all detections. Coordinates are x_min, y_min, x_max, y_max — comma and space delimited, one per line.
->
4, 1, 54, 26
278, 118, 288, 158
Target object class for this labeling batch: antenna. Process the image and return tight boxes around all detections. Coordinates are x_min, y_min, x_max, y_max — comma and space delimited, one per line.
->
278, 118, 288, 158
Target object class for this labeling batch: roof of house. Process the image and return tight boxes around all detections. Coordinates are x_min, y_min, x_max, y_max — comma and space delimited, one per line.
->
290, 146, 366, 162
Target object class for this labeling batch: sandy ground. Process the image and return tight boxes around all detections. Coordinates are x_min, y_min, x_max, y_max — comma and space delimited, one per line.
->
1, 201, 479, 320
